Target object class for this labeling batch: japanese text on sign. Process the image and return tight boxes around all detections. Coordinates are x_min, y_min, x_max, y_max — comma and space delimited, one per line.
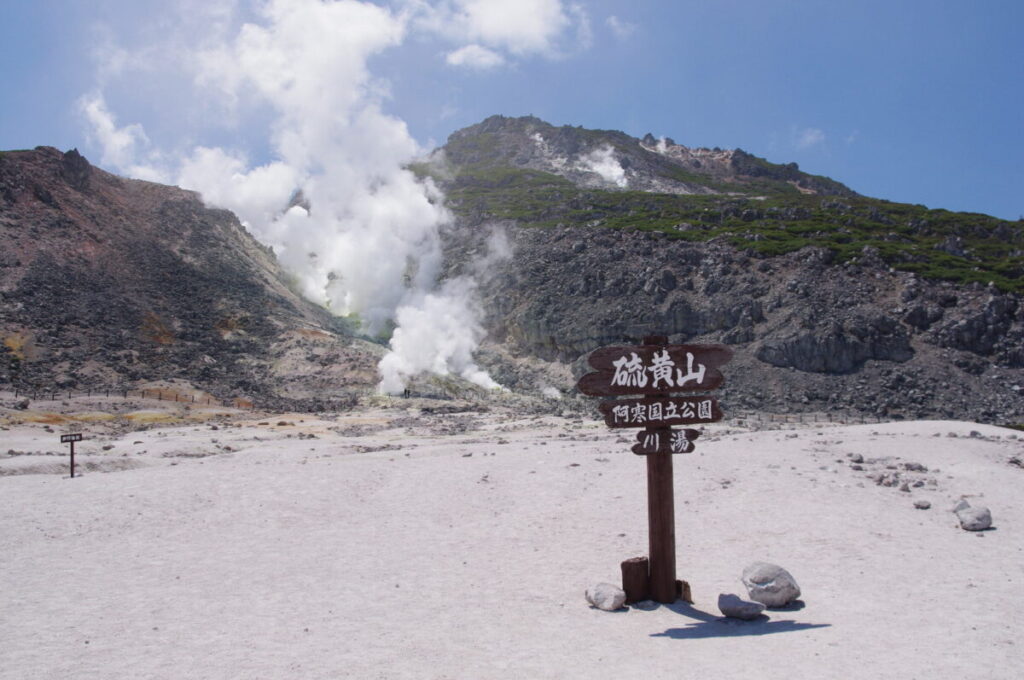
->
637, 429, 695, 454
611, 398, 713, 425
576, 343, 732, 397
597, 396, 722, 429
611, 349, 707, 390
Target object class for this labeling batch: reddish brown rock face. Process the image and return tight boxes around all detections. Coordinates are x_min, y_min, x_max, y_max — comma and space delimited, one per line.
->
0, 147, 380, 407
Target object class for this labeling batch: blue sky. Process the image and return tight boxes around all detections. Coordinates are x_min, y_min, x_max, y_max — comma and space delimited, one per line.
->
1, 0, 1021, 220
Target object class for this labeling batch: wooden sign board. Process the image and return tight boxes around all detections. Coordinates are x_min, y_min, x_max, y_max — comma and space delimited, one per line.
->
578, 344, 733, 397
633, 428, 700, 456
597, 396, 722, 429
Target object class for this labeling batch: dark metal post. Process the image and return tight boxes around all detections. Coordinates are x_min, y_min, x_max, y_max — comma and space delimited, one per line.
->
70, 440, 76, 478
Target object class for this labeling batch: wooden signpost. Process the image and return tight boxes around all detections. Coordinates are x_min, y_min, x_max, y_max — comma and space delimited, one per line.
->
61, 433, 83, 478
577, 335, 733, 604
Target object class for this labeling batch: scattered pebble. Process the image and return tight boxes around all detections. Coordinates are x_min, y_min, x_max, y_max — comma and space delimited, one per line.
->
956, 503, 993, 531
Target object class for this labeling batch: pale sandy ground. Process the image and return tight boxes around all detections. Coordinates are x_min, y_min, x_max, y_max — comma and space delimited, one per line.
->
2, 395, 1023, 680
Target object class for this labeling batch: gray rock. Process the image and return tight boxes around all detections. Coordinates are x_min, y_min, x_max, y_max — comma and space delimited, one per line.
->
956, 505, 992, 531
742, 562, 801, 607
585, 583, 626, 611
914, 499, 932, 510
951, 498, 972, 513
717, 593, 765, 620
14, 398, 29, 410
754, 313, 913, 373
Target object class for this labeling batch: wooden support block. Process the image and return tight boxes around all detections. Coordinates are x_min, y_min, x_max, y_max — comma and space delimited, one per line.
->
676, 579, 693, 604
621, 556, 650, 604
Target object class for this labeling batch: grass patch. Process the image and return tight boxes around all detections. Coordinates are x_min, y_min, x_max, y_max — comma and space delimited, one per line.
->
442, 172, 1024, 292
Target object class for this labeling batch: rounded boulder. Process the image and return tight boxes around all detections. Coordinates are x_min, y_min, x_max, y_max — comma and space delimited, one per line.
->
741, 562, 801, 608
585, 583, 626, 611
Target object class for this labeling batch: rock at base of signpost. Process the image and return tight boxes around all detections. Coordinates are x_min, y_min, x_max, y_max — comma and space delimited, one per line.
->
677, 579, 693, 605
717, 593, 765, 620
585, 583, 627, 611
954, 502, 992, 531
741, 562, 801, 608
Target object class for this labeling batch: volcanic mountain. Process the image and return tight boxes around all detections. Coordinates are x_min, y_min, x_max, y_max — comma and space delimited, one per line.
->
2, 116, 1022, 421
427, 116, 1024, 422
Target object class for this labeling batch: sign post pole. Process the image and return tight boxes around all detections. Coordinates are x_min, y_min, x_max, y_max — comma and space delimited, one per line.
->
643, 336, 676, 603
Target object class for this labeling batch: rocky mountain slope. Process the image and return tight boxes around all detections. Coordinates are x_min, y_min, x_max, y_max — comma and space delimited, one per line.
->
2, 117, 1022, 423
0, 147, 380, 407
430, 116, 1024, 422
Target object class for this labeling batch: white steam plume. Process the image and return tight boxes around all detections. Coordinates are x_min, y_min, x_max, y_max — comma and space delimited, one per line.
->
377, 225, 512, 393
579, 145, 628, 188
79, 0, 516, 394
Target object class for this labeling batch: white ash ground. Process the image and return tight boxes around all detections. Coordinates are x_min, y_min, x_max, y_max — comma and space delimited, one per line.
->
2, 393, 1023, 680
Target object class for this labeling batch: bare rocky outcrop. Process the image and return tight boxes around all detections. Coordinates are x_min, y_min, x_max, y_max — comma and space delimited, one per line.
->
439, 220, 1023, 422
430, 116, 1023, 422
0, 147, 380, 406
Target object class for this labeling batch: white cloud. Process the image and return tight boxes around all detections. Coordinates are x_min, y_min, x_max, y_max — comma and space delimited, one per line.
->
416, 0, 584, 64
606, 15, 637, 39
445, 43, 505, 69
569, 3, 593, 50
454, 0, 569, 54
796, 127, 826, 150
77, 92, 167, 182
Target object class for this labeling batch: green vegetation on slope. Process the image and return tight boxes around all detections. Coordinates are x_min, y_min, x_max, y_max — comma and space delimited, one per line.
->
438, 165, 1024, 293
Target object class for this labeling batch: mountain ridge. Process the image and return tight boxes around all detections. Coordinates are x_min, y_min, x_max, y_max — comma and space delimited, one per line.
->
435, 114, 858, 198
1, 116, 1022, 422
425, 115, 1022, 294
